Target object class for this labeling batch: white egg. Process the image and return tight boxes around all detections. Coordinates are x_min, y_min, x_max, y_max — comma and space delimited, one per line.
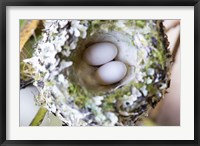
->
95, 61, 127, 85
83, 42, 118, 66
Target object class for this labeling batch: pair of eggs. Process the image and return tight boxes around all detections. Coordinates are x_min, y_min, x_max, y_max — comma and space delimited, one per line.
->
83, 42, 127, 85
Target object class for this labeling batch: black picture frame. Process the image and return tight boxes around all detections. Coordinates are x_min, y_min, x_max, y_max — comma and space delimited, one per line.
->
0, 0, 199, 145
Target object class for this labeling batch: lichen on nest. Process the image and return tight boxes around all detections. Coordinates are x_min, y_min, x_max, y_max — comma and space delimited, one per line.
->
23, 20, 172, 126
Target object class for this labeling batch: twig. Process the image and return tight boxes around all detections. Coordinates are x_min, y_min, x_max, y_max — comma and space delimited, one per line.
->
20, 79, 34, 89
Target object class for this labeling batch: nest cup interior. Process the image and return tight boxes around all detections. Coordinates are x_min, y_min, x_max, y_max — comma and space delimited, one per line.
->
68, 31, 136, 95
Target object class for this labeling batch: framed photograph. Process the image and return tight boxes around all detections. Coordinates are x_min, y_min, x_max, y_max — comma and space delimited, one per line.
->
0, 0, 199, 145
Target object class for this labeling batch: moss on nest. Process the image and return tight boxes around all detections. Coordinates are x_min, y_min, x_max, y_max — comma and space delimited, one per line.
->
23, 20, 172, 126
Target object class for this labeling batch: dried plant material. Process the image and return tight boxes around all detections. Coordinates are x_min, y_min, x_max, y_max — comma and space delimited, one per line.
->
20, 20, 40, 52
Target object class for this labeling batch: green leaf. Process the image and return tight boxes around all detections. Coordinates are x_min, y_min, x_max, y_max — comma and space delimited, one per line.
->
29, 107, 47, 126
20, 20, 26, 28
